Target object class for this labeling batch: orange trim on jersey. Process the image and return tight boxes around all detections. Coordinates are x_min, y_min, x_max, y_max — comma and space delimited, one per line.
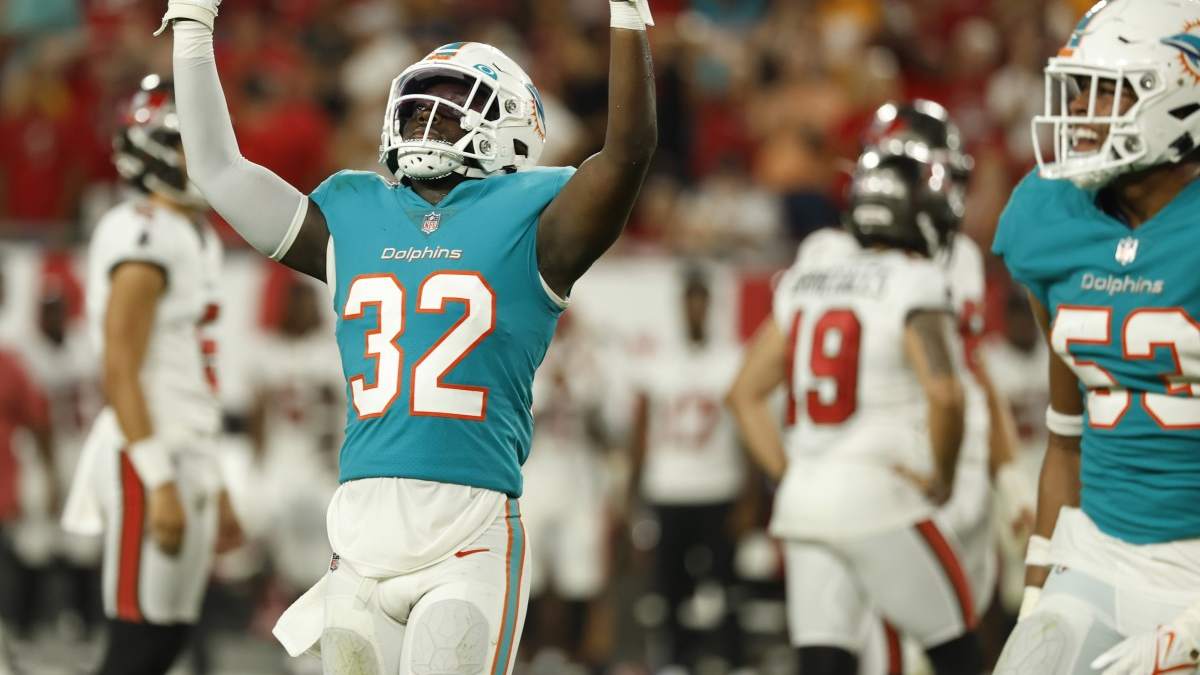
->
1122, 307, 1200, 430
915, 520, 975, 630
410, 271, 496, 421
1055, 304, 1128, 429
116, 451, 145, 622
344, 273, 406, 420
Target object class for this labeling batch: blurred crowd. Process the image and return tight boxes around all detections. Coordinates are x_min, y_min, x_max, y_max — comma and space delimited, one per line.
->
3, 0, 1094, 257
0, 0, 1074, 673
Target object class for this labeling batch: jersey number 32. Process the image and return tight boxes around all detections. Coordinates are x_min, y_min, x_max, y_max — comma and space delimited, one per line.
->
343, 272, 495, 421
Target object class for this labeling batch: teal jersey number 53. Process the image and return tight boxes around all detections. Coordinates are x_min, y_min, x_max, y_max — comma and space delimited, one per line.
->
994, 171, 1200, 544
311, 167, 574, 497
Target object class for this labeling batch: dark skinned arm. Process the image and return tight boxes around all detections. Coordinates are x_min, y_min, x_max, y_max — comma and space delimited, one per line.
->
537, 26, 657, 297
278, 202, 329, 282
1025, 291, 1083, 588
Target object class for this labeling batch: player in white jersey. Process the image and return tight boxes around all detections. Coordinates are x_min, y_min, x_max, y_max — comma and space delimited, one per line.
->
728, 144, 982, 674
843, 102, 1036, 675
245, 277, 344, 597
520, 314, 612, 667
629, 270, 747, 670
13, 288, 103, 637
61, 75, 243, 675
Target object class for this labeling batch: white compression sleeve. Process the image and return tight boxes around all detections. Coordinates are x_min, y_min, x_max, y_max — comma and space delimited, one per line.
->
172, 21, 308, 260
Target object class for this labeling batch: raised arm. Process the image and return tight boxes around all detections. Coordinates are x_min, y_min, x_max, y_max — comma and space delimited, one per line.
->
903, 310, 965, 504
536, 1, 657, 298
163, 9, 329, 279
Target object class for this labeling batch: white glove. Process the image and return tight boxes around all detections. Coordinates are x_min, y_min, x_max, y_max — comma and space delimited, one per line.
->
153, 0, 221, 36
610, 0, 654, 30
1092, 622, 1200, 674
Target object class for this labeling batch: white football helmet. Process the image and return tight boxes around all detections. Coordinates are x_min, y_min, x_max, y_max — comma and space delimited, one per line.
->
379, 42, 548, 180
1034, 0, 1200, 188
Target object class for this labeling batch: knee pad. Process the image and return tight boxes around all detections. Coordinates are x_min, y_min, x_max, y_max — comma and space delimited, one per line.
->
322, 592, 385, 675
994, 593, 1099, 675
408, 599, 490, 675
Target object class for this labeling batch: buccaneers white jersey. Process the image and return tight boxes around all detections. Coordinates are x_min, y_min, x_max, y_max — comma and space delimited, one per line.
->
944, 236, 988, 432
86, 198, 223, 438
635, 339, 744, 505
770, 231, 954, 539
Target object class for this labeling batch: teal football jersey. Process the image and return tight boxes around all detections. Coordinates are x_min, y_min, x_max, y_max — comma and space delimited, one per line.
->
311, 167, 574, 497
994, 171, 1200, 544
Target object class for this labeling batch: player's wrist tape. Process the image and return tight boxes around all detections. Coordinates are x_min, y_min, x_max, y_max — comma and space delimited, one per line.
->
995, 461, 1034, 508
1025, 534, 1051, 567
1018, 586, 1042, 621
1045, 406, 1083, 437
610, 0, 654, 30
127, 438, 175, 489
153, 0, 221, 36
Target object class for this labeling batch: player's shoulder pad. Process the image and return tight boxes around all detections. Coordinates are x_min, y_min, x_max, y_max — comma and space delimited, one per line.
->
794, 227, 857, 267
92, 199, 195, 269
482, 166, 576, 200
310, 169, 393, 205
993, 169, 1090, 258
887, 253, 953, 316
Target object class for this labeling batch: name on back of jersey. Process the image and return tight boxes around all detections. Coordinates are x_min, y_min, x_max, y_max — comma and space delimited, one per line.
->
785, 266, 887, 298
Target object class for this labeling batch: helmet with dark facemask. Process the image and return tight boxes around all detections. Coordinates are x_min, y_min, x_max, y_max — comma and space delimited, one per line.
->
845, 150, 960, 258
113, 74, 205, 208
858, 100, 971, 248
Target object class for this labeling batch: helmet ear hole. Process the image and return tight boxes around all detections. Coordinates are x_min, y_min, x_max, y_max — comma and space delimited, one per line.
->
513, 140, 528, 158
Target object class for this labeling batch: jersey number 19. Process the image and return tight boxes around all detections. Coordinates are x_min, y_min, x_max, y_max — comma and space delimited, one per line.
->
786, 308, 863, 425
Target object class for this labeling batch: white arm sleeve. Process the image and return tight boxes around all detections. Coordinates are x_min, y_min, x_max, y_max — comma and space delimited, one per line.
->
172, 21, 309, 260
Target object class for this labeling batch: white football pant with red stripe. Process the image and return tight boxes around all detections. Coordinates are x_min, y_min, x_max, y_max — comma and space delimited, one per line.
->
783, 513, 977, 654
100, 447, 219, 625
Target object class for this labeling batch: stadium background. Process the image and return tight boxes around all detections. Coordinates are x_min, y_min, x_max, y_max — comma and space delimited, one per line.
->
0, 0, 1068, 672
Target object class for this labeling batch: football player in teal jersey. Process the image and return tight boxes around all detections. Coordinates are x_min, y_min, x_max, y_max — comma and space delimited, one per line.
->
155, 0, 656, 672
993, 1, 1200, 673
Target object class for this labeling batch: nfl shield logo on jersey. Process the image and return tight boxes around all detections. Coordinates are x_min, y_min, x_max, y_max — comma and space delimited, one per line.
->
1115, 237, 1139, 266
421, 212, 441, 235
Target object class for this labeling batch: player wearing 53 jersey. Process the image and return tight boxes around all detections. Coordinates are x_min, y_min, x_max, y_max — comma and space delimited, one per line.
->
994, 1, 1200, 673
157, 0, 656, 672
728, 145, 981, 675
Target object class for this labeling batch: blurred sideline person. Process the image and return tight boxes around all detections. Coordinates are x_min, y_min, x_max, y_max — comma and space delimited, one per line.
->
61, 75, 243, 675
245, 275, 344, 599
159, 0, 657, 669
978, 290, 1048, 619
14, 286, 103, 640
628, 270, 748, 671
994, 1, 1200, 672
521, 314, 614, 670
727, 144, 983, 674
0, 263, 55, 643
